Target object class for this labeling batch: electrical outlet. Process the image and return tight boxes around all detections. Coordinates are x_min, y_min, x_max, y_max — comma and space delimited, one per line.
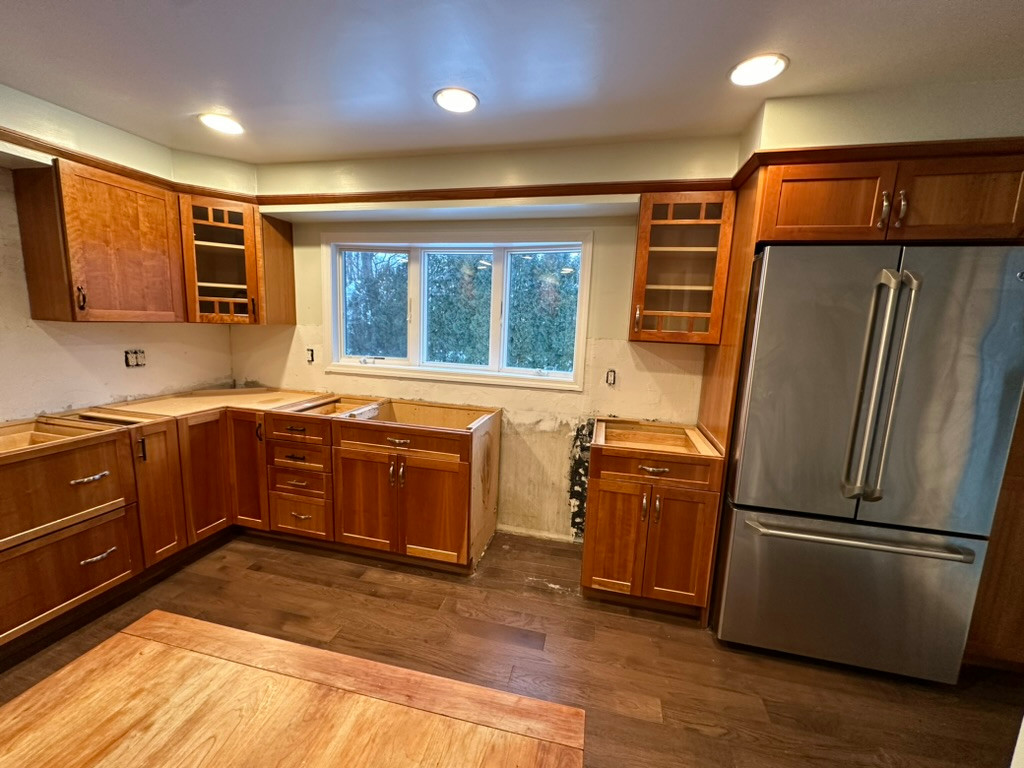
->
605, 369, 616, 386
306, 348, 315, 364
124, 349, 146, 368
136, 349, 146, 366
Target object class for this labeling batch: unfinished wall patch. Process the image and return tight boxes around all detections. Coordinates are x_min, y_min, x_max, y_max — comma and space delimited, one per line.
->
569, 419, 595, 539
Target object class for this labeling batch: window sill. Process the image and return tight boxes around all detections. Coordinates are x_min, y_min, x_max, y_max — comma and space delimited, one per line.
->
323, 362, 583, 392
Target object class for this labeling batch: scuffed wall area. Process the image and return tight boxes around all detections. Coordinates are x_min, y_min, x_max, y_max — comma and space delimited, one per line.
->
230, 216, 705, 541
0, 168, 234, 420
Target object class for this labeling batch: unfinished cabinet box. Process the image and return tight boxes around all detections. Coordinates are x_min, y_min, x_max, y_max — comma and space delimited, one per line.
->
13, 159, 186, 322
629, 191, 735, 344
180, 195, 296, 325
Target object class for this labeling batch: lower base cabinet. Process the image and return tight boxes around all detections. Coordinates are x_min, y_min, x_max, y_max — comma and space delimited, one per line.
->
269, 492, 332, 540
333, 447, 397, 552
178, 411, 230, 543
227, 410, 269, 530
131, 418, 188, 567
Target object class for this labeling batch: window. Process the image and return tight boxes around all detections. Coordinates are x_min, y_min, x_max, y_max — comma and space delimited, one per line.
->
326, 233, 591, 389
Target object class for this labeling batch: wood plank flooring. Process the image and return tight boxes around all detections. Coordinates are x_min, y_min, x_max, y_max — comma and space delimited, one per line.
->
1, 531, 1022, 767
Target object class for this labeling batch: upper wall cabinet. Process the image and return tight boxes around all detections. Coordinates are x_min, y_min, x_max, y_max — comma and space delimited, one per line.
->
759, 156, 1024, 242
13, 159, 185, 322
629, 191, 735, 345
180, 195, 296, 325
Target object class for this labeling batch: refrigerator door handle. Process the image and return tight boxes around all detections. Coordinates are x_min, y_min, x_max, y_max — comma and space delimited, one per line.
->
842, 269, 901, 499
745, 518, 976, 563
863, 270, 922, 502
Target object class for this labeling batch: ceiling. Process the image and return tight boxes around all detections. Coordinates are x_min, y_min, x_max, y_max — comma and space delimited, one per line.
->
1, 0, 1022, 164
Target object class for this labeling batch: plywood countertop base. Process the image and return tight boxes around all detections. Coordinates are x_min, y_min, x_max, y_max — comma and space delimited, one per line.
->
0, 610, 585, 767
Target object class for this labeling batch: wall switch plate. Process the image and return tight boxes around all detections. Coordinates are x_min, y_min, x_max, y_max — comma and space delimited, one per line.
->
605, 369, 616, 386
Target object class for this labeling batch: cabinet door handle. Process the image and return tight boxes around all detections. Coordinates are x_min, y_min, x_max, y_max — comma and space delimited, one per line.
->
290, 512, 313, 521
70, 470, 110, 486
639, 465, 670, 475
80, 546, 117, 566
386, 437, 411, 446
640, 492, 648, 522
876, 190, 891, 229
76, 285, 87, 311
634, 304, 641, 332
654, 495, 662, 523
893, 190, 909, 228
398, 462, 406, 487
250, 296, 258, 323
286, 479, 309, 488
286, 425, 306, 433
256, 423, 263, 442
137, 437, 147, 461
389, 461, 396, 486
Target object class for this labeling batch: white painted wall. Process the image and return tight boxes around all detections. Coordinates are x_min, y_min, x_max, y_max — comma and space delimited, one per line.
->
0, 168, 234, 420
230, 216, 705, 539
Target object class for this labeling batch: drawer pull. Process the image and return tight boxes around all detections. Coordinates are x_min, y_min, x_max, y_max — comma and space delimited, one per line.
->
286, 480, 309, 488
70, 470, 111, 486
285, 425, 307, 433
290, 512, 313, 520
284, 454, 307, 461
638, 465, 670, 475
80, 546, 117, 565
386, 437, 411, 446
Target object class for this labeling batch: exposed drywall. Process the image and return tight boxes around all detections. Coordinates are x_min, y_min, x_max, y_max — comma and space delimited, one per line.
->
0, 168, 233, 420
230, 216, 705, 540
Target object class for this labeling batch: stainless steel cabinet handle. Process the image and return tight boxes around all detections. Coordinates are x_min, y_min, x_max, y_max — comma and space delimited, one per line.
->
640, 492, 648, 522
398, 462, 405, 487
290, 512, 313, 520
863, 271, 921, 502
80, 546, 117, 566
386, 437, 411, 446
137, 438, 147, 462
70, 470, 111, 486
639, 465, 670, 475
286, 480, 308, 488
841, 269, 900, 499
893, 190, 908, 227
746, 518, 974, 563
389, 461, 396, 486
634, 304, 641, 332
876, 190, 891, 229
653, 495, 662, 523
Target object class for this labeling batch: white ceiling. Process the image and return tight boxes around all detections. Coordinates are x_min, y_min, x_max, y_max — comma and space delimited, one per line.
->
1, 0, 1022, 164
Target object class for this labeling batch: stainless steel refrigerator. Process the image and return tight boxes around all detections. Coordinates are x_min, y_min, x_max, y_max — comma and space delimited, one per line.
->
716, 244, 1024, 683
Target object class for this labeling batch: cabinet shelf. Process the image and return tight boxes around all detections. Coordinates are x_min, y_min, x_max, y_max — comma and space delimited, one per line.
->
194, 240, 246, 251
646, 246, 718, 253
197, 282, 248, 290
645, 285, 714, 291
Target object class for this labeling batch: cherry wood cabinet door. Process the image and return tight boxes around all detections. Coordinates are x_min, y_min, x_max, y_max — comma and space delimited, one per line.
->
333, 447, 396, 552
759, 162, 899, 241
177, 411, 230, 543
130, 419, 188, 568
399, 456, 470, 565
580, 478, 650, 596
888, 155, 1024, 240
227, 410, 269, 530
640, 488, 719, 607
57, 159, 185, 321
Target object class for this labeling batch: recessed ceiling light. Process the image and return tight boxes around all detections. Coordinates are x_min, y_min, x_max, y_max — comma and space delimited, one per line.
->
433, 87, 479, 113
729, 53, 789, 86
199, 113, 244, 135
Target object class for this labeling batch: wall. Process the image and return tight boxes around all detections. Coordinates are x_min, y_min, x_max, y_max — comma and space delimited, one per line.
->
230, 216, 705, 540
0, 168, 233, 419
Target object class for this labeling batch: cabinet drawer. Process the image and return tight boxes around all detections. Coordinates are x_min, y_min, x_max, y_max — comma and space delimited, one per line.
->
267, 441, 330, 473
269, 492, 331, 541
0, 436, 131, 551
334, 422, 467, 461
597, 452, 722, 491
265, 413, 330, 445
269, 467, 330, 499
0, 507, 136, 644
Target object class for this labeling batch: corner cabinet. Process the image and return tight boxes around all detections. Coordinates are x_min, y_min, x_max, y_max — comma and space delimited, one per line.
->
180, 195, 296, 325
629, 191, 735, 344
13, 159, 185, 322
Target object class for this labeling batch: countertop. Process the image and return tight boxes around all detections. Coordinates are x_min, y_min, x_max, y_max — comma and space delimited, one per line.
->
106, 388, 322, 417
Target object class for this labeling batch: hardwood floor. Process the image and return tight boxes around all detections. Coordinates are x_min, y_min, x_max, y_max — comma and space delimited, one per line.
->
1, 531, 1022, 767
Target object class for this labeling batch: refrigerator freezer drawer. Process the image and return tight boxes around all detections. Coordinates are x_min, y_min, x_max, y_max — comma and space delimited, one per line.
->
717, 505, 987, 683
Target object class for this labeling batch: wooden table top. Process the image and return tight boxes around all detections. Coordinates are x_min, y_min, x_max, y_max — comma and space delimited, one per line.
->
0, 611, 585, 767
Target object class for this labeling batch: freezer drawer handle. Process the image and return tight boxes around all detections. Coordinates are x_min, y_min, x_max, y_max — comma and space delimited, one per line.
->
841, 269, 901, 499
863, 271, 921, 502
745, 518, 975, 563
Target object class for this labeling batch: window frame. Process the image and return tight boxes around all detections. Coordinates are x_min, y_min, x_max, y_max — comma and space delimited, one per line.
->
321, 229, 593, 391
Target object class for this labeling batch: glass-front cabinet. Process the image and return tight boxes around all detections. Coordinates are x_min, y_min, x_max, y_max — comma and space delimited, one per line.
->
629, 191, 735, 344
180, 195, 259, 323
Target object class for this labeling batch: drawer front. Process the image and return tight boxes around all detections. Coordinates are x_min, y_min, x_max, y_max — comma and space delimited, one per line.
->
0, 508, 136, 644
334, 423, 466, 460
0, 437, 130, 550
598, 452, 722, 491
269, 467, 329, 499
269, 492, 331, 540
265, 413, 330, 445
268, 441, 330, 473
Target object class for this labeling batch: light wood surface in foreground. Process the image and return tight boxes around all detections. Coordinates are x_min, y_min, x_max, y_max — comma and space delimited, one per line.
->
0, 610, 584, 767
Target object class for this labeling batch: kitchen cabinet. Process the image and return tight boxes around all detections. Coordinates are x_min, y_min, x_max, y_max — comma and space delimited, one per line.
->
227, 409, 269, 531
130, 418, 189, 567
333, 447, 395, 552
13, 159, 185, 322
629, 191, 735, 344
177, 410, 230, 543
400, 455, 470, 564
638, 486, 719, 605
759, 155, 1024, 242
179, 195, 296, 325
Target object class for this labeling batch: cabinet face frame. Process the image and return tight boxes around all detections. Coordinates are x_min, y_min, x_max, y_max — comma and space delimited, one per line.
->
629, 191, 735, 345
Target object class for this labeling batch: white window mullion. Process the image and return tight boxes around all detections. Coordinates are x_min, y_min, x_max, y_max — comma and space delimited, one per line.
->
487, 248, 505, 371
498, 247, 514, 373
408, 248, 422, 366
